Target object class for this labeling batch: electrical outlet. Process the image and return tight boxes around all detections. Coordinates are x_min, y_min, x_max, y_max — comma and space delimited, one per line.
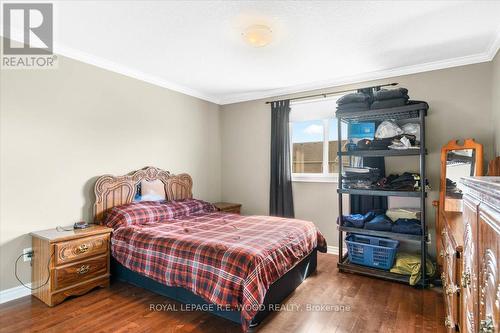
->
23, 248, 33, 262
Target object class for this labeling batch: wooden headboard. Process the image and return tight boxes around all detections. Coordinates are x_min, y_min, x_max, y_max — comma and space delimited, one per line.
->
93, 166, 193, 223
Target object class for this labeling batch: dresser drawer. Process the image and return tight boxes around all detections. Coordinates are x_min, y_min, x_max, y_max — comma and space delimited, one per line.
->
54, 234, 109, 265
53, 255, 108, 291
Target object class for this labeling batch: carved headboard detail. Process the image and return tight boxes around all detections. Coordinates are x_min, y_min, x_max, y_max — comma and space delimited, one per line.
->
93, 166, 193, 223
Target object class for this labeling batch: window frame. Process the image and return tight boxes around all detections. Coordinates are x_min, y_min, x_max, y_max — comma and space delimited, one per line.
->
290, 116, 342, 183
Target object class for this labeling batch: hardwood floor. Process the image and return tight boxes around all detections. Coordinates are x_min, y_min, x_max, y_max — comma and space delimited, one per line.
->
0, 253, 445, 333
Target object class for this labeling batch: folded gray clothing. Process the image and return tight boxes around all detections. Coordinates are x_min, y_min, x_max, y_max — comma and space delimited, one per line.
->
337, 107, 369, 113
370, 98, 408, 110
373, 88, 409, 101
337, 102, 370, 109
337, 92, 371, 105
337, 102, 370, 113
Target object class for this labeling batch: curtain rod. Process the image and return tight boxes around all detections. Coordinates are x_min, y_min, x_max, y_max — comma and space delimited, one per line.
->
265, 82, 398, 104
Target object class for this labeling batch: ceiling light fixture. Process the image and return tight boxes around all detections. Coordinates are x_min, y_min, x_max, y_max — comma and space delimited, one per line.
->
242, 25, 272, 47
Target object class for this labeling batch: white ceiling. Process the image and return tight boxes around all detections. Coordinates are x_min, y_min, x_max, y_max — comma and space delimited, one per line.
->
5, 1, 500, 104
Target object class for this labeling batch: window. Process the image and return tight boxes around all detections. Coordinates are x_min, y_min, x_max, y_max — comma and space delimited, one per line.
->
290, 96, 348, 182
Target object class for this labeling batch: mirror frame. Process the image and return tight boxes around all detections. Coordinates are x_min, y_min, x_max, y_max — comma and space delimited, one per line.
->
439, 138, 483, 211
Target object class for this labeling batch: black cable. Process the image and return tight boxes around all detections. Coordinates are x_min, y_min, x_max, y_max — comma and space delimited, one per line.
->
15, 251, 52, 290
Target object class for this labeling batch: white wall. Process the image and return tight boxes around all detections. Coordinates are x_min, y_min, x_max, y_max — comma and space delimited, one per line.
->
0, 54, 222, 291
221, 62, 495, 251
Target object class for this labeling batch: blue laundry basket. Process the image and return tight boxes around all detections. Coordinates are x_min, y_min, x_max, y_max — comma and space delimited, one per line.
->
345, 234, 399, 270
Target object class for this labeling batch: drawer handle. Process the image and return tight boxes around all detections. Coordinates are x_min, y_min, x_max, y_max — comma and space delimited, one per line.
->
461, 270, 471, 288
444, 316, 454, 329
445, 284, 459, 295
77, 244, 89, 253
76, 264, 90, 275
479, 316, 494, 333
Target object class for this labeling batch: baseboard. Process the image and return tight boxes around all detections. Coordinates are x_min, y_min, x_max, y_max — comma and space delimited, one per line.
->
0, 283, 31, 304
327, 246, 339, 255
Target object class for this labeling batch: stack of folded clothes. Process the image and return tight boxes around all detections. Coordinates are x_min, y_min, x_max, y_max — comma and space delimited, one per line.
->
364, 214, 393, 231
342, 167, 381, 189
340, 208, 422, 235
340, 210, 385, 228
370, 88, 409, 109
386, 207, 421, 221
390, 252, 435, 286
336, 92, 370, 113
392, 218, 422, 235
375, 172, 423, 191
387, 207, 422, 235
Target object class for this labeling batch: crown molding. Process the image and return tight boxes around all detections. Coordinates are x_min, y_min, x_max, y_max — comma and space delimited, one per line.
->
1, 29, 222, 104
219, 48, 497, 105
53, 44, 222, 104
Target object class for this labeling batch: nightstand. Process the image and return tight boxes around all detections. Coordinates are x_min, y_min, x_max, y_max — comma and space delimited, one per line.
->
30, 225, 112, 306
213, 202, 242, 214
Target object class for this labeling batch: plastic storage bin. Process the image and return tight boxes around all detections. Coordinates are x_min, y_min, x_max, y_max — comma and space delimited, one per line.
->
345, 234, 399, 270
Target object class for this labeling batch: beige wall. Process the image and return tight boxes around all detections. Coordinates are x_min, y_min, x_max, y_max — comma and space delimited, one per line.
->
493, 50, 500, 156
221, 62, 495, 251
0, 55, 222, 291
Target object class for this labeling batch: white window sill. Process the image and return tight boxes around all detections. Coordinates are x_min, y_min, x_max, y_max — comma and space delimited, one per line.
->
292, 174, 339, 183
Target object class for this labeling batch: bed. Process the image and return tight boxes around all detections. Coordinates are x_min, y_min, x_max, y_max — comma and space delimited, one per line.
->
93, 167, 327, 332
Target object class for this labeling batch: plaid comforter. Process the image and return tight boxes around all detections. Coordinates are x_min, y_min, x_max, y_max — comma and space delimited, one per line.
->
105, 200, 327, 332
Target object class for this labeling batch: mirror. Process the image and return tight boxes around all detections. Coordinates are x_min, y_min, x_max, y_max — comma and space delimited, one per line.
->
446, 149, 474, 199
440, 139, 483, 212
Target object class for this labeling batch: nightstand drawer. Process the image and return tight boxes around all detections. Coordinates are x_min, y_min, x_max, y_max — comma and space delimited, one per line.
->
54, 234, 109, 265
224, 207, 241, 214
53, 255, 108, 290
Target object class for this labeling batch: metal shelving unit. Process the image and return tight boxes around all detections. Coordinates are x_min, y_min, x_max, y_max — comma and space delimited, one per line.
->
336, 101, 429, 287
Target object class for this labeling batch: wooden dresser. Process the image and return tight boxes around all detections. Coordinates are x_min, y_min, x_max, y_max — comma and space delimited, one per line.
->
436, 177, 500, 332
30, 225, 112, 306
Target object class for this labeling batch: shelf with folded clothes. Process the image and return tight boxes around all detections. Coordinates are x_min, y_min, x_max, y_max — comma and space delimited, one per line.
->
338, 255, 412, 284
337, 188, 426, 197
340, 171, 429, 197
336, 101, 428, 123
338, 208, 424, 241
338, 149, 425, 157
338, 253, 433, 287
338, 226, 423, 242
